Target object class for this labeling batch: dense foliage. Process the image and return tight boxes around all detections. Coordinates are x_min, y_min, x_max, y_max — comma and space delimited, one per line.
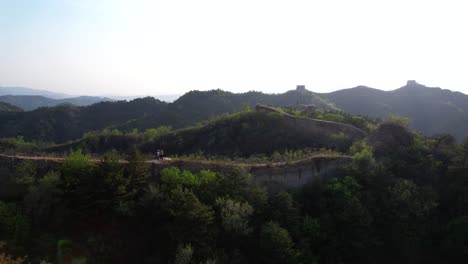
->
141, 111, 362, 157
3, 82, 468, 143
282, 107, 377, 132
47, 110, 363, 157
0, 98, 169, 142
1, 121, 468, 263
0, 88, 343, 143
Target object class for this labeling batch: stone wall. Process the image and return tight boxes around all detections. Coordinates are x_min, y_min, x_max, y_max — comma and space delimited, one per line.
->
0, 155, 350, 194
255, 104, 367, 139
149, 156, 350, 191
250, 156, 349, 191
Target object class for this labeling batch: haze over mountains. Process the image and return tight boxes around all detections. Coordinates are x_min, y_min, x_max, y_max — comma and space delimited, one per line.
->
1, 81, 467, 142
0, 86, 180, 110
0, 86, 71, 99
0, 87, 113, 110
0, 95, 116, 111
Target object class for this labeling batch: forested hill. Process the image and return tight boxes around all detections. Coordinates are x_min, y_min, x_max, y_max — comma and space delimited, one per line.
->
1, 82, 468, 142
48, 110, 366, 157
168, 88, 334, 119
0, 101, 22, 112
0, 97, 168, 142
3, 119, 468, 263
0, 88, 332, 143
321, 81, 468, 140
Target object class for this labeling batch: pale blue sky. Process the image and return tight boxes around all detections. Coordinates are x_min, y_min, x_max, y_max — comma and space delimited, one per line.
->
1, 0, 467, 96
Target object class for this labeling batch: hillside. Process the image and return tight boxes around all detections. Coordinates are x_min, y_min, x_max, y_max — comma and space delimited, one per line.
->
0, 95, 114, 110
4, 103, 468, 264
144, 110, 363, 157
48, 110, 365, 157
165, 87, 335, 123
322, 81, 468, 140
0, 87, 333, 142
0, 97, 168, 142
1, 82, 468, 142
0, 101, 22, 112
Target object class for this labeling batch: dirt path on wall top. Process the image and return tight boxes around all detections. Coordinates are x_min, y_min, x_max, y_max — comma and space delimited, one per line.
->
0, 153, 348, 168
256, 104, 367, 137
0, 153, 152, 164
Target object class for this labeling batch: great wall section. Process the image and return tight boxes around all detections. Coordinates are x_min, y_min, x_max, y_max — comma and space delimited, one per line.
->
0, 154, 350, 193
1, 105, 363, 193
149, 155, 350, 191
255, 104, 367, 139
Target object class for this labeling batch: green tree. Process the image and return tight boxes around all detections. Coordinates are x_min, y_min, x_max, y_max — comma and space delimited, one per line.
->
197, 170, 218, 185
349, 141, 376, 172
381, 179, 436, 263
161, 187, 215, 253
0, 202, 30, 247
258, 221, 299, 264
300, 216, 321, 261
215, 197, 253, 235
242, 103, 251, 113
144, 126, 172, 139
174, 244, 194, 264
216, 168, 252, 200
60, 149, 95, 210
386, 114, 410, 126
268, 192, 301, 238
13, 160, 37, 185
95, 151, 129, 212
161, 167, 199, 187
320, 176, 372, 263
126, 149, 150, 201
23, 171, 63, 228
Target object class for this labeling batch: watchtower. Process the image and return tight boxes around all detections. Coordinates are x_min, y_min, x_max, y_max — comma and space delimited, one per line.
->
296, 85, 306, 92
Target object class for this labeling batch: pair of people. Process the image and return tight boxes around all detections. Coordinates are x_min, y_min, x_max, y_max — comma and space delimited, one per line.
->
156, 149, 164, 160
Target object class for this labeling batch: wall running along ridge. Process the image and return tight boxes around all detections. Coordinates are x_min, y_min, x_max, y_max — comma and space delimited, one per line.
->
255, 104, 367, 139
0, 154, 350, 194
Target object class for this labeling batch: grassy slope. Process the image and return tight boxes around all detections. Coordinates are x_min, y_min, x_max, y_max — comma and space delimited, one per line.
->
49, 110, 364, 157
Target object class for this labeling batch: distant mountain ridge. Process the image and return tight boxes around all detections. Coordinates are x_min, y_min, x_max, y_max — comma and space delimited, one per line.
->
106, 94, 181, 102
0, 86, 71, 99
1, 81, 468, 142
0, 88, 333, 142
0, 86, 180, 103
321, 80, 468, 140
0, 95, 114, 111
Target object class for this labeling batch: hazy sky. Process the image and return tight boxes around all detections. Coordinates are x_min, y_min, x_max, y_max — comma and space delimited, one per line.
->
1, 0, 467, 96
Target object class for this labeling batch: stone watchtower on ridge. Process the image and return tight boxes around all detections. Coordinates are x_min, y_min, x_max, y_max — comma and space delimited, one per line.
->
296, 85, 306, 92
